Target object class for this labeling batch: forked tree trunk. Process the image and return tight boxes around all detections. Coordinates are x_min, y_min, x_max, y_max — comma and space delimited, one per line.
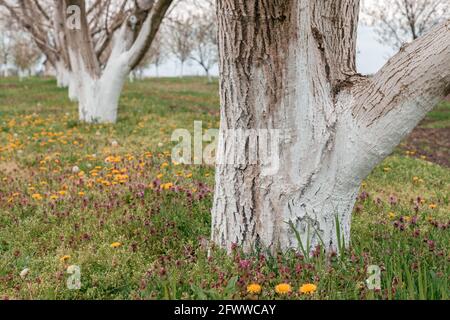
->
211, 0, 450, 254
63, 0, 172, 123
67, 25, 130, 123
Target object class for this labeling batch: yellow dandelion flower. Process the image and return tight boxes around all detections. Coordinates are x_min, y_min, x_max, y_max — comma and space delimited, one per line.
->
161, 162, 169, 169
110, 242, 122, 248
162, 183, 174, 190
275, 283, 292, 295
60, 255, 71, 263
247, 284, 262, 295
299, 283, 317, 295
32, 194, 43, 201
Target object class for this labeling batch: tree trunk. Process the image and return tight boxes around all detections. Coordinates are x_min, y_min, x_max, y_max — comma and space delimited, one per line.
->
75, 50, 130, 123
211, 0, 450, 254
55, 60, 71, 88
62, 0, 173, 123
205, 69, 212, 83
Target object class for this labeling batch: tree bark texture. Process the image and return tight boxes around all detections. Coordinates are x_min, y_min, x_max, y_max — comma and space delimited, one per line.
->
211, 0, 450, 254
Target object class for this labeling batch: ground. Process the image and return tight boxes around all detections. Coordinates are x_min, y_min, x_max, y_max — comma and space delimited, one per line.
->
0, 77, 448, 300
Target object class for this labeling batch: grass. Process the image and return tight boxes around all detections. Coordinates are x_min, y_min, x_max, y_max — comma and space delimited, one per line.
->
422, 102, 450, 129
0, 77, 448, 300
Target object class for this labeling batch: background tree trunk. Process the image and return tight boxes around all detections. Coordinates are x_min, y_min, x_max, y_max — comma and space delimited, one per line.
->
211, 0, 450, 254
62, 0, 172, 123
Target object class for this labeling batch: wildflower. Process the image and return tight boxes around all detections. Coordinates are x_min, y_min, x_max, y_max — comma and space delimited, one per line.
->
32, 194, 43, 201
111, 140, 119, 148
275, 283, 292, 295
78, 192, 85, 196
110, 242, 122, 248
161, 162, 169, 169
299, 283, 317, 295
161, 183, 174, 190
58, 190, 67, 196
388, 212, 396, 220
105, 156, 122, 164
60, 255, 71, 263
114, 174, 129, 184
429, 204, 437, 210
247, 284, 262, 295
238, 259, 251, 269
72, 166, 80, 174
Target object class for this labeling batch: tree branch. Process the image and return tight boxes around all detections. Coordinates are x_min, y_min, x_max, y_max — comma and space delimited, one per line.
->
349, 20, 449, 177
125, 0, 173, 70
353, 20, 450, 126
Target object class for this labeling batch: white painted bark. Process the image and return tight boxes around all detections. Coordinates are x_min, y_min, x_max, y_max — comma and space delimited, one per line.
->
54, 60, 71, 89
63, 0, 172, 123
73, 32, 131, 123
212, 0, 450, 254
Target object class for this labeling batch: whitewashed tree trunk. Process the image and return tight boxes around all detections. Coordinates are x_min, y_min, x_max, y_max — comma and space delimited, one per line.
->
63, 0, 172, 123
211, 0, 450, 254
72, 42, 131, 123
55, 60, 71, 88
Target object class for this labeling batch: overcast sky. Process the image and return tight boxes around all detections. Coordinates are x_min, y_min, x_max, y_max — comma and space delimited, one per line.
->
150, 23, 396, 78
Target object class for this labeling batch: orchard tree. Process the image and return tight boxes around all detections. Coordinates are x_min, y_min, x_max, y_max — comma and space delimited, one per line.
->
364, 0, 450, 49
0, 0, 172, 117
191, 11, 218, 82
61, 0, 173, 123
0, 20, 13, 77
0, 0, 72, 88
148, 33, 166, 77
131, 32, 166, 79
169, 16, 194, 78
12, 33, 40, 78
211, 0, 450, 254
